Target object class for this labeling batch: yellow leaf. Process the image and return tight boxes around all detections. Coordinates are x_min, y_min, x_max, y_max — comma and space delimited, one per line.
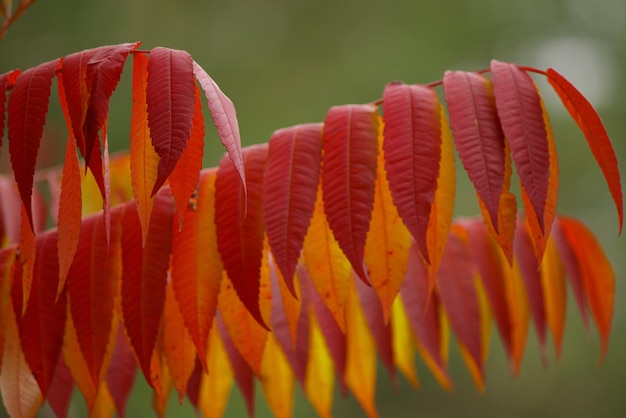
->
390, 297, 419, 388
540, 237, 567, 360
260, 333, 295, 418
305, 308, 334, 418
199, 323, 234, 418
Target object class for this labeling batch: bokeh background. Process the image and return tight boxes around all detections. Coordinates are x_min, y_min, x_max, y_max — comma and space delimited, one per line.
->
1, 0, 625, 417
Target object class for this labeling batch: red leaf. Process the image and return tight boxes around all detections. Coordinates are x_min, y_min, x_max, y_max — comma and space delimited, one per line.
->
169, 81, 205, 229
12, 231, 67, 397
263, 123, 323, 295
546, 68, 623, 232
383, 82, 442, 261
61, 48, 98, 157
0, 69, 21, 150
215, 144, 268, 329
56, 71, 82, 295
557, 217, 615, 361
8, 58, 59, 230
171, 168, 222, 371
0, 247, 17, 374
47, 356, 74, 418
68, 208, 123, 385
0, 177, 21, 244
147, 47, 195, 195
121, 189, 173, 383
514, 220, 548, 365
83, 42, 140, 163
437, 231, 484, 386
491, 60, 550, 231
400, 241, 451, 390
106, 326, 138, 418
443, 71, 505, 231
322, 104, 379, 282
192, 60, 246, 192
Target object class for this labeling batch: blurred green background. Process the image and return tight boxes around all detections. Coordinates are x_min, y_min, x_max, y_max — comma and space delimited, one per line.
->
1, 0, 625, 417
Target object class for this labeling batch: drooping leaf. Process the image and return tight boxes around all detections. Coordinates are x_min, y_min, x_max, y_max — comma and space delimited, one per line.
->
322, 104, 379, 282
83, 42, 140, 164
8, 58, 59, 230
514, 220, 548, 365
436, 230, 484, 388
121, 190, 173, 383
540, 237, 567, 360
390, 297, 419, 388
302, 187, 351, 333
260, 333, 295, 418
263, 123, 323, 295
198, 323, 234, 418
169, 81, 205, 229
106, 326, 138, 418
0, 69, 21, 150
507, 253, 531, 375
382, 82, 442, 262
147, 47, 195, 195
443, 71, 506, 233
215, 144, 268, 329
0, 177, 22, 244
304, 312, 335, 418
0, 293, 42, 418
491, 60, 550, 230
0, 248, 17, 374
46, 355, 74, 418
163, 280, 196, 403
12, 231, 67, 397
56, 71, 82, 295
546, 68, 623, 232
192, 60, 246, 192
130, 52, 159, 245
557, 217, 615, 361
68, 207, 123, 385
365, 118, 411, 323
171, 168, 221, 371
19, 197, 35, 310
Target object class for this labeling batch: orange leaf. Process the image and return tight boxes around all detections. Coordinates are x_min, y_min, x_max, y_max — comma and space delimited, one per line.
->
302, 186, 351, 333
171, 168, 221, 371
506, 254, 531, 375
557, 217, 615, 362
304, 311, 335, 418
169, 82, 205, 230
540, 237, 567, 360
163, 280, 196, 403
547, 68, 623, 232
130, 52, 159, 245
364, 118, 411, 323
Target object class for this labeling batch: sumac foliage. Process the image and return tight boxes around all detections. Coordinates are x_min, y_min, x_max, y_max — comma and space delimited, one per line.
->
0, 43, 621, 418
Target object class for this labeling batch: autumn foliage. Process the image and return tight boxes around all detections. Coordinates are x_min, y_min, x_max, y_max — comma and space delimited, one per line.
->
0, 41, 621, 418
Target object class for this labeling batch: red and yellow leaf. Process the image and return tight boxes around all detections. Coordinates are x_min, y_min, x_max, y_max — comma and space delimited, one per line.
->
540, 237, 567, 360
557, 217, 615, 361
263, 123, 323, 295
130, 52, 159, 245
443, 71, 505, 231
215, 144, 268, 328
121, 190, 173, 383
171, 168, 221, 371
382, 82, 441, 261
8, 58, 59, 230
169, 81, 204, 229
260, 332, 295, 418
547, 68, 623, 232
365, 118, 411, 323
322, 104, 379, 282
192, 60, 246, 192
491, 60, 550, 231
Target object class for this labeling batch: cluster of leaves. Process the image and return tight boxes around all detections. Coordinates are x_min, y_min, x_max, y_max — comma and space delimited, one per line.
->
0, 42, 621, 418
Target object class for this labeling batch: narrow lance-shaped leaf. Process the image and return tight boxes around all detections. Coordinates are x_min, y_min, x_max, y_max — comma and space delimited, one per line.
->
263, 123, 323, 296
83, 42, 140, 164
0, 248, 17, 374
215, 144, 268, 329
557, 217, 615, 362
12, 231, 67, 397
56, 71, 82, 295
121, 189, 173, 384
46, 355, 74, 418
443, 71, 505, 232
8, 58, 59, 230
171, 168, 221, 371
130, 52, 159, 244
322, 104, 379, 282
365, 114, 411, 323
192, 60, 246, 193
260, 333, 295, 418
491, 60, 550, 231
0, 69, 21, 150
304, 312, 335, 418
198, 322, 234, 418
390, 297, 419, 388
382, 82, 442, 262
540, 237, 567, 361
106, 326, 138, 418
169, 81, 205, 229
546, 68, 623, 232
